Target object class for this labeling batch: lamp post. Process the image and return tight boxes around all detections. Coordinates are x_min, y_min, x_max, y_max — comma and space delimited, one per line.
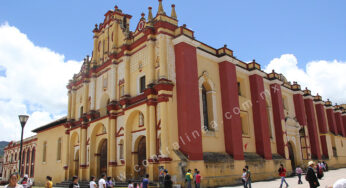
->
18, 115, 29, 177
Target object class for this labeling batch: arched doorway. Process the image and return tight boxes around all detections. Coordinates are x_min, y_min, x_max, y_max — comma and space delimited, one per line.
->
288, 142, 296, 173
137, 136, 146, 178
99, 140, 107, 176
74, 149, 80, 176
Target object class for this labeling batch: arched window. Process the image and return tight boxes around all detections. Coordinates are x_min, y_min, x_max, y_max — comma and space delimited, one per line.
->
57, 138, 62, 161
43, 141, 47, 163
25, 149, 30, 175
30, 148, 35, 177
80, 106, 84, 118
202, 85, 209, 130
199, 72, 217, 131
119, 140, 124, 160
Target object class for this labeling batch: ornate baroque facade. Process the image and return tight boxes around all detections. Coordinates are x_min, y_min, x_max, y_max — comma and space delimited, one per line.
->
3, 1, 346, 187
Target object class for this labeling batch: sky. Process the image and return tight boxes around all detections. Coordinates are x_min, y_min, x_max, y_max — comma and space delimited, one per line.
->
0, 0, 345, 141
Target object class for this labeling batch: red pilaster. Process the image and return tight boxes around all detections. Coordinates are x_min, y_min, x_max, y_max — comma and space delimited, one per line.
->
219, 61, 244, 160
343, 115, 346, 137
270, 83, 285, 157
249, 74, 272, 159
315, 103, 329, 158
293, 93, 310, 159
326, 108, 338, 135
335, 112, 345, 137
304, 98, 322, 159
174, 42, 203, 160
293, 94, 308, 126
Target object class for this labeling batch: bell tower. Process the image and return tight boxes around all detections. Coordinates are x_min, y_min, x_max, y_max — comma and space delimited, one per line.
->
91, 5, 132, 67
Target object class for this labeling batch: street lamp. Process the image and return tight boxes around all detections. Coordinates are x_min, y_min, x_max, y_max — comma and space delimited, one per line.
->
18, 115, 29, 177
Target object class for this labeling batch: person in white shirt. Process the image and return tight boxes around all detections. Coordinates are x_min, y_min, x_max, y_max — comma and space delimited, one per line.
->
98, 173, 107, 188
241, 168, 247, 188
90, 176, 97, 188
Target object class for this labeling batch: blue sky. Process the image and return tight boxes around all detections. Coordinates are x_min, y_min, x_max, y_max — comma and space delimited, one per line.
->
1, 0, 345, 67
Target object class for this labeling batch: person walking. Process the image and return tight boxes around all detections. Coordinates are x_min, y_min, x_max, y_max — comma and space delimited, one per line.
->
142, 174, 149, 188
106, 176, 113, 188
98, 173, 107, 188
5, 172, 23, 188
21, 177, 28, 188
21, 175, 32, 188
316, 162, 324, 179
127, 180, 133, 188
241, 168, 247, 188
195, 171, 201, 188
296, 166, 303, 184
163, 169, 173, 188
185, 169, 193, 188
245, 166, 252, 188
278, 164, 289, 188
45, 176, 53, 188
193, 169, 198, 188
90, 176, 97, 188
306, 161, 320, 188
69, 176, 80, 188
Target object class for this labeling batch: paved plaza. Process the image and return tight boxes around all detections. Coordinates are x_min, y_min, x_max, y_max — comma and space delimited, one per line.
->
222, 168, 346, 188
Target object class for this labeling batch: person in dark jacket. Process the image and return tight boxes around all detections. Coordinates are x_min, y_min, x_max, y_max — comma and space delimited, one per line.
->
163, 169, 173, 188
306, 161, 319, 188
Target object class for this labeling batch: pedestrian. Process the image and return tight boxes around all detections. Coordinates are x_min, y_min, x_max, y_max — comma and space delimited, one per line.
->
185, 169, 193, 188
193, 169, 198, 188
163, 169, 173, 188
69, 176, 80, 188
5, 172, 23, 188
296, 166, 303, 184
90, 176, 97, 188
127, 180, 133, 188
21, 177, 28, 188
45, 176, 53, 188
21, 175, 32, 188
245, 165, 252, 188
278, 164, 289, 188
316, 162, 324, 179
195, 171, 201, 188
241, 168, 247, 188
133, 183, 139, 188
306, 161, 320, 188
142, 174, 149, 188
322, 161, 328, 171
106, 176, 113, 188
98, 173, 107, 188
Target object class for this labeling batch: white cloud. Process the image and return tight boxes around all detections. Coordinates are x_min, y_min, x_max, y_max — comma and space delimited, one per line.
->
0, 22, 81, 141
264, 54, 346, 104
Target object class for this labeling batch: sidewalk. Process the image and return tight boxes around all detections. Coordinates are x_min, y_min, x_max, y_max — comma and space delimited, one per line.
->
221, 168, 346, 188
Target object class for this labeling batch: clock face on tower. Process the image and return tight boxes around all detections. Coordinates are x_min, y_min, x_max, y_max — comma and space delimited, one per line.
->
138, 20, 145, 31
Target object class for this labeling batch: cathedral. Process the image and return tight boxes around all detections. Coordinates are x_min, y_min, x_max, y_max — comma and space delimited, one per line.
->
2, 1, 346, 187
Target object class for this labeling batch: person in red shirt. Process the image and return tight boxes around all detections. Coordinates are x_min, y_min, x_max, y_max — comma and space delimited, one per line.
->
195, 171, 201, 188
278, 164, 289, 188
